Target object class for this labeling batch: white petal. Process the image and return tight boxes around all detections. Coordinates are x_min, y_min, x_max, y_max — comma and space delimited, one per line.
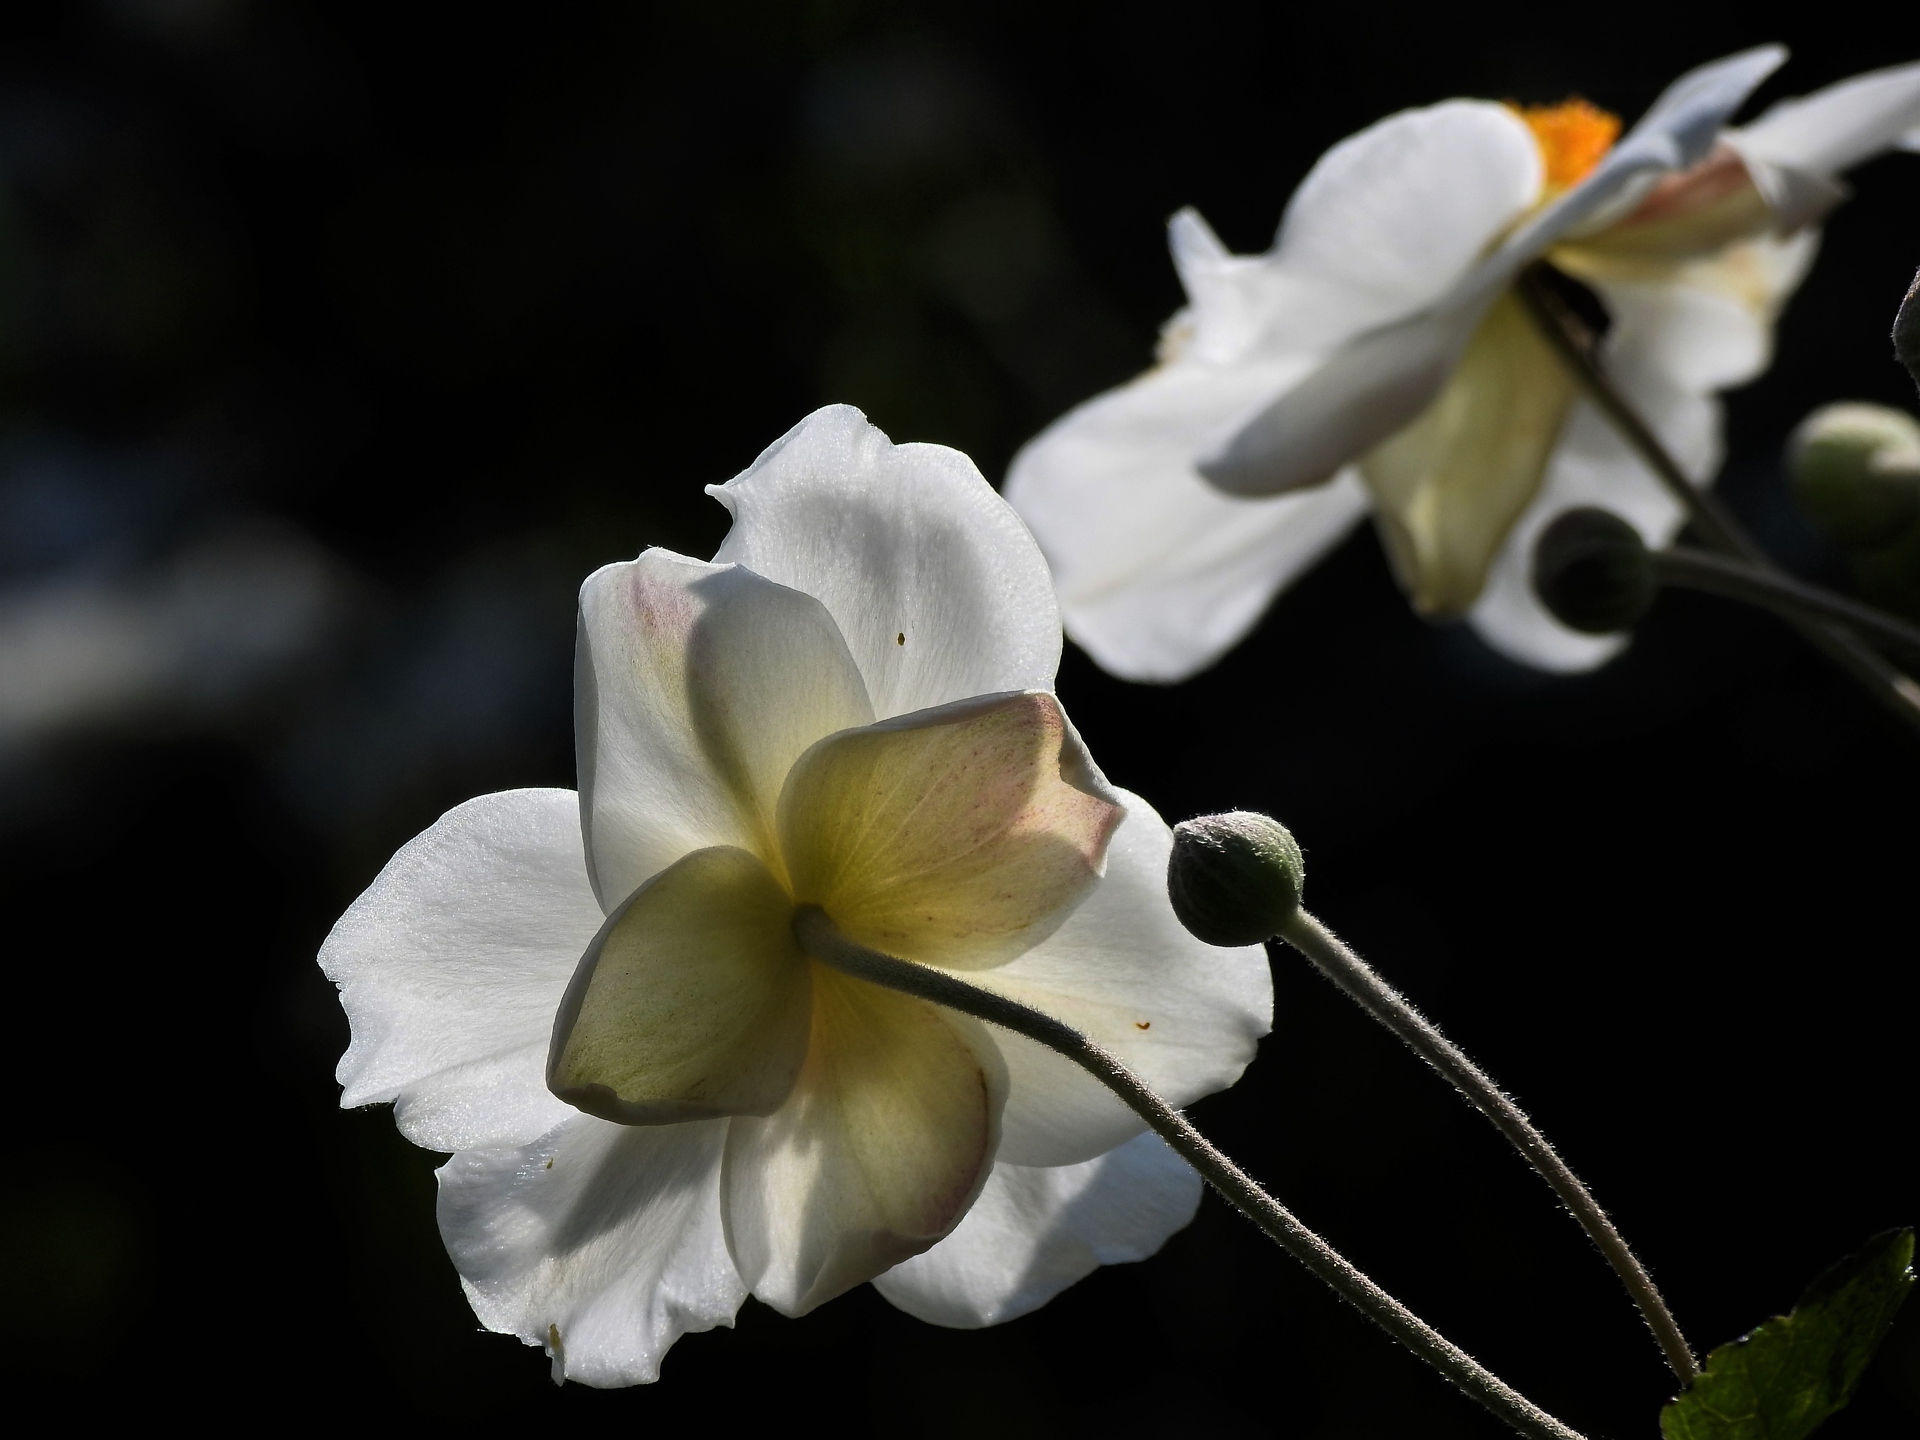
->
437, 1114, 745, 1388
1004, 362, 1371, 683
1165, 103, 1541, 372
708, 405, 1061, 721
1732, 60, 1920, 179
872, 1132, 1201, 1328
1274, 100, 1540, 317
724, 980, 1007, 1316
1599, 271, 1781, 396
1205, 48, 1789, 506
1203, 49, 1786, 500
319, 788, 599, 1153
1168, 208, 1302, 366
1199, 302, 1488, 496
955, 789, 1271, 1167
576, 549, 873, 907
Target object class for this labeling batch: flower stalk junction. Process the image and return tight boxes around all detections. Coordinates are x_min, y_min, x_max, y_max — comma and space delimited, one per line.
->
793, 904, 1589, 1440
315, 43, 1920, 1440
1516, 262, 1920, 734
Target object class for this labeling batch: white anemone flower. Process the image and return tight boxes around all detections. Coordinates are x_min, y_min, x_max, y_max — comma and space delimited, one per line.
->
1006, 48, 1920, 680
319, 405, 1270, 1385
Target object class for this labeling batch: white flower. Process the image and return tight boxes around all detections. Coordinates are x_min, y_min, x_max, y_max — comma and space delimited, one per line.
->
1005, 48, 1920, 681
319, 406, 1270, 1385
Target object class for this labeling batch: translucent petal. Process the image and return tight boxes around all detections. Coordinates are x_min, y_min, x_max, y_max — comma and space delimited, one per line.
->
724, 971, 1006, 1316
548, 846, 811, 1125
780, 691, 1121, 969
576, 550, 872, 907
320, 788, 600, 1152
438, 1113, 744, 1387
1359, 291, 1578, 616
956, 789, 1271, 1167
708, 405, 1059, 721
873, 1132, 1201, 1328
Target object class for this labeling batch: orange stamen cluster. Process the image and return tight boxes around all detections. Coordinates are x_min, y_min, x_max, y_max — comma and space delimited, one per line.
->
1514, 99, 1621, 192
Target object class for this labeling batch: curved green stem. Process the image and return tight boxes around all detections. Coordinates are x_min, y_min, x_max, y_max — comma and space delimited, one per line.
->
1652, 546, 1920, 665
793, 905, 1588, 1440
1276, 910, 1697, 1385
1517, 264, 1920, 736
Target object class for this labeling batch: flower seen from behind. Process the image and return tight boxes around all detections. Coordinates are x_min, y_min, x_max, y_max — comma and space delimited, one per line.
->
319, 406, 1271, 1384
1006, 48, 1920, 680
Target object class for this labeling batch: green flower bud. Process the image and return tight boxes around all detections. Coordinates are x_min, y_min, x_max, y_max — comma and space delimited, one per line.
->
1167, 811, 1304, 946
1530, 508, 1655, 635
1787, 402, 1920, 549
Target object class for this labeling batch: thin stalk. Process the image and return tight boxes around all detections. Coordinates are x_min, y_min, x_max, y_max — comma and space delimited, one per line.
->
793, 905, 1588, 1440
1653, 547, 1920, 665
1276, 910, 1697, 1386
1516, 265, 1920, 735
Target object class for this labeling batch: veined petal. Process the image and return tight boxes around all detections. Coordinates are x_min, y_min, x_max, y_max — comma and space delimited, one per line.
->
547, 847, 811, 1126
708, 405, 1060, 721
577, 550, 872, 907
1360, 291, 1578, 616
873, 1132, 1201, 1328
781, 691, 1121, 969
1004, 359, 1371, 683
1732, 60, 1920, 180
962, 791, 1271, 1168
723, 971, 1006, 1316
320, 788, 598, 1153
438, 1113, 745, 1387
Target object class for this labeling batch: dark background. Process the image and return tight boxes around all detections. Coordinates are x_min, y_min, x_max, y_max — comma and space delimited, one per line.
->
2, 3, 1916, 1434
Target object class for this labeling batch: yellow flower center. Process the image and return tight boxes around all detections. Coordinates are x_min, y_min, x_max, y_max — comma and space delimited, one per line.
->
1513, 99, 1620, 194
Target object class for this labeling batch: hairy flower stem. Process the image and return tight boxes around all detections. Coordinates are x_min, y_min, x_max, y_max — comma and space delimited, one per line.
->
1274, 911, 1698, 1386
1516, 264, 1920, 736
793, 906, 1588, 1440
1652, 546, 1920, 663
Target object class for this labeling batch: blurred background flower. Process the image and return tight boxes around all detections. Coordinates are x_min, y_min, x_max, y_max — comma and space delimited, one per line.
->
2, 4, 1917, 1435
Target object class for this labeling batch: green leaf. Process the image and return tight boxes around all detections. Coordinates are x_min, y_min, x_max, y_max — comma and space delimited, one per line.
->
1660, 1229, 1915, 1440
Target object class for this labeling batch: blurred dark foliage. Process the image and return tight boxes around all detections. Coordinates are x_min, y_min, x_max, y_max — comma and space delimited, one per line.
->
2, 2, 1917, 1434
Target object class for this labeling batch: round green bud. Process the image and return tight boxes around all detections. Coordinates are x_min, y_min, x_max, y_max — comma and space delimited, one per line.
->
1530, 507, 1655, 635
1167, 811, 1304, 946
1787, 402, 1920, 549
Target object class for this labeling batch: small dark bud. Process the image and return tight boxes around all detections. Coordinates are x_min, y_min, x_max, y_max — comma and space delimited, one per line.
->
1167, 811, 1304, 946
1894, 268, 1920, 397
1531, 508, 1655, 634
1786, 403, 1920, 550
